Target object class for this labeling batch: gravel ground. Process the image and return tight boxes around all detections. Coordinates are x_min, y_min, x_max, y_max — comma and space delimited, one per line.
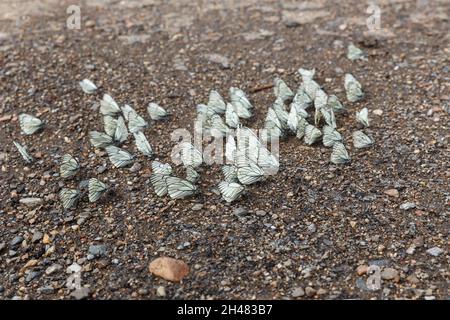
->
0, 0, 449, 300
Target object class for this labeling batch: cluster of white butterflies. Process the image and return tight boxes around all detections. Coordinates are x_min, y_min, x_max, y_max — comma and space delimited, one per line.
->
12, 113, 45, 164
13, 64, 375, 207
88, 92, 169, 168
58, 154, 110, 209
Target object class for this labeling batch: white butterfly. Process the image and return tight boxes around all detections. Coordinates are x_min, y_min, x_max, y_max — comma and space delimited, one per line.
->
222, 165, 238, 182
225, 135, 237, 164
293, 87, 312, 109
207, 90, 226, 114
88, 178, 108, 202
166, 176, 197, 199
356, 107, 369, 127
103, 116, 117, 137
304, 124, 322, 145
209, 114, 229, 136
19, 114, 43, 135
218, 181, 245, 203
100, 94, 121, 116
105, 146, 135, 168
89, 131, 113, 148
353, 130, 373, 148
344, 73, 364, 102
298, 68, 315, 81
296, 117, 308, 139
273, 98, 289, 130
314, 89, 328, 126
322, 125, 342, 147
79, 79, 97, 94
196, 104, 217, 121
185, 166, 200, 183
128, 111, 148, 133
229, 87, 252, 109
13, 141, 33, 163
150, 173, 169, 197
274, 78, 294, 102
291, 102, 309, 118
237, 162, 265, 185
114, 116, 129, 143
287, 105, 299, 133
180, 142, 203, 168
60, 154, 80, 178
303, 78, 321, 101
232, 100, 252, 119
347, 43, 367, 61
151, 161, 172, 175
133, 131, 153, 157
265, 108, 284, 138
225, 103, 240, 128
331, 142, 351, 164
148, 103, 168, 120
327, 94, 345, 112
59, 188, 80, 210
120, 104, 136, 121
320, 107, 337, 128
256, 146, 279, 174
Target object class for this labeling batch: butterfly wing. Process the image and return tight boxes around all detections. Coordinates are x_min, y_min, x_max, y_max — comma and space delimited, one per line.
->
331, 142, 351, 164
148, 103, 168, 120
222, 165, 238, 183
100, 94, 121, 116
166, 176, 197, 199
218, 181, 245, 203
151, 161, 173, 175
59, 188, 80, 209
274, 78, 294, 102
79, 79, 97, 94
150, 173, 169, 196
19, 114, 43, 135
304, 124, 322, 145
237, 162, 264, 185
88, 178, 108, 202
133, 131, 153, 157
353, 130, 373, 148
356, 107, 369, 127
114, 116, 129, 143
208, 90, 226, 114
13, 141, 34, 163
89, 131, 113, 148
105, 146, 134, 168
60, 154, 80, 178
345, 73, 364, 102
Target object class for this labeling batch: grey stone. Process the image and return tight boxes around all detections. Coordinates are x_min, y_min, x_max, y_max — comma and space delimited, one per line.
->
307, 223, 316, 233
0, 242, 6, 252
426, 247, 443, 257
25, 271, 40, 283
88, 244, 107, 257
19, 197, 43, 207
305, 286, 316, 297
400, 202, 416, 210
70, 287, 90, 300
291, 287, 305, 297
381, 268, 398, 280
233, 207, 248, 217
192, 204, 203, 211
255, 210, 266, 217
45, 264, 62, 275
129, 162, 142, 173
10, 235, 24, 247
38, 286, 54, 294
32, 231, 43, 243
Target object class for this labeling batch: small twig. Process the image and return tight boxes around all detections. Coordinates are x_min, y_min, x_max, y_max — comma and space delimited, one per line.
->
250, 83, 274, 93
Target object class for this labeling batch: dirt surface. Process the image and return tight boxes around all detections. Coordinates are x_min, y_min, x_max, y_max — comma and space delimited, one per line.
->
0, 0, 449, 300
